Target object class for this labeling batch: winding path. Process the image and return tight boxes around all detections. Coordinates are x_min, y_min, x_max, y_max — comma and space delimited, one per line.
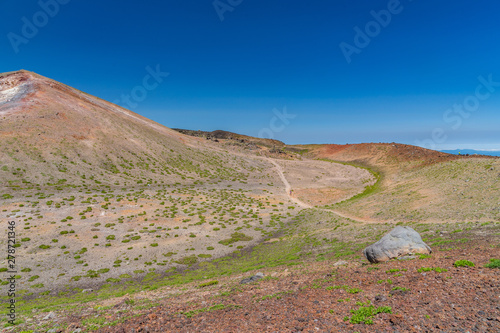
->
266, 158, 384, 224
267, 158, 312, 209
206, 142, 386, 224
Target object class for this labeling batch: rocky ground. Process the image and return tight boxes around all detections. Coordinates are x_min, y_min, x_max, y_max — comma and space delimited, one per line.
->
26, 239, 499, 333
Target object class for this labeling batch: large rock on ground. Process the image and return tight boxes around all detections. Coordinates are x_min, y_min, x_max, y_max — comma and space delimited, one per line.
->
363, 226, 431, 263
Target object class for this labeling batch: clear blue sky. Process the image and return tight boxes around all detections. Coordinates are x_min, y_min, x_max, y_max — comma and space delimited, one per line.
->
1, 0, 499, 150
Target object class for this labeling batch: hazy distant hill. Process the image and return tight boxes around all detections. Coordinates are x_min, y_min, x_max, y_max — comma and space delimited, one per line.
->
440, 149, 500, 157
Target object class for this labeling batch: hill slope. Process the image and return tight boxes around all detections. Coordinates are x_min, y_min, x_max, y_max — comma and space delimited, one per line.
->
0, 70, 297, 295
296, 143, 500, 222
0, 70, 267, 189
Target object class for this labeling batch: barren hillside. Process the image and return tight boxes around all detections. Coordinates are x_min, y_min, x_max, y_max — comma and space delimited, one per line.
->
296, 143, 500, 223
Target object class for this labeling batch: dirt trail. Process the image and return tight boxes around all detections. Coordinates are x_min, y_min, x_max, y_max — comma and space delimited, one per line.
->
199, 144, 387, 224
266, 158, 312, 209
266, 158, 386, 224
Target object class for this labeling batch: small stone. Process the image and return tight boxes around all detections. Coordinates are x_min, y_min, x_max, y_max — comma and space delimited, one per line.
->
65, 323, 79, 333
240, 272, 265, 284
333, 260, 348, 266
397, 255, 417, 261
43, 312, 57, 320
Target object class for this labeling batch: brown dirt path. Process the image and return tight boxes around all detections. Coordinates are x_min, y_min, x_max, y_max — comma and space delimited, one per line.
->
266, 158, 386, 224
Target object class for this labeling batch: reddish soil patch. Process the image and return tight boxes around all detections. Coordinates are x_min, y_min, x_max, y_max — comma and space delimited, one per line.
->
310, 143, 495, 170
75, 242, 500, 333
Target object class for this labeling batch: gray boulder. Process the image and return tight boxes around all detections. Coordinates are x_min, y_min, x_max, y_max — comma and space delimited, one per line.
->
363, 226, 431, 263
240, 272, 264, 284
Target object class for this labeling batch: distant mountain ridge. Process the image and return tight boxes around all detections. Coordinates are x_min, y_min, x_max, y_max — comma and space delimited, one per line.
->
440, 149, 500, 157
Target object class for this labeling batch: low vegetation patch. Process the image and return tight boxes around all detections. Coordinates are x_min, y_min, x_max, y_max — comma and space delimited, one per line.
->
484, 258, 500, 269
454, 260, 475, 268
417, 267, 448, 273
218, 232, 253, 246
198, 280, 219, 288
343, 301, 392, 325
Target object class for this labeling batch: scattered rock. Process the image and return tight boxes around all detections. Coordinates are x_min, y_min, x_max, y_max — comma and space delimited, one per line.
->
363, 226, 431, 263
240, 272, 264, 284
374, 295, 387, 302
333, 260, 348, 266
390, 288, 409, 296
397, 255, 417, 261
64, 323, 79, 333
271, 269, 291, 278
43, 312, 57, 320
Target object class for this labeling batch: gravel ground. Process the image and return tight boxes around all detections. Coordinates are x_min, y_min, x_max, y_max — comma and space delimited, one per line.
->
36, 241, 499, 333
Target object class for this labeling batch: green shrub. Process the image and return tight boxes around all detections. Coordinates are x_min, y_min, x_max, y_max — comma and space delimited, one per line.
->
454, 260, 475, 268
198, 280, 219, 288
346, 287, 362, 294
198, 254, 212, 258
106, 278, 121, 283
219, 232, 253, 246
175, 255, 198, 266
344, 302, 392, 325
417, 267, 448, 273
85, 270, 99, 278
484, 259, 500, 269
